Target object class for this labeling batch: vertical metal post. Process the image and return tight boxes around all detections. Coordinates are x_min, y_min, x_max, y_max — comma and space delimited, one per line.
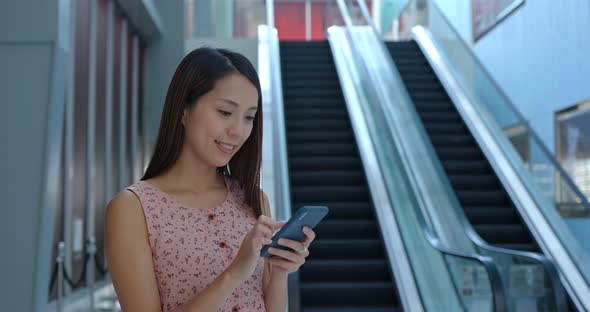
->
56, 242, 66, 312
356, 0, 379, 35
305, 0, 312, 41
119, 21, 128, 189
86, 0, 98, 308
105, 0, 114, 201
63, 0, 77, 297
131, 35, 139, 182
87, 237, 97, 311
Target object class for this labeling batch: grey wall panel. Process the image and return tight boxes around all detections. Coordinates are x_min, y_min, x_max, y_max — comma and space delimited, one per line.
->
144, 0, 185, 158
0, 0, 57, 42
71, 0, 90, 289
112, 14, 122, 191
93, 0, 109, 281
0, 42, 54, 312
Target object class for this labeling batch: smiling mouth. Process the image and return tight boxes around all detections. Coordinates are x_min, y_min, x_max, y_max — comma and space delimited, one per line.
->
215, 140, 236, 155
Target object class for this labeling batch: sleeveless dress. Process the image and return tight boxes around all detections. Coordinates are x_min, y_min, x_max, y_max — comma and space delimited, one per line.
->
125, 176, 266, 312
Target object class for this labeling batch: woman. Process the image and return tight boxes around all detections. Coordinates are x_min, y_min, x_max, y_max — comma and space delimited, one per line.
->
105, 47, 316, 312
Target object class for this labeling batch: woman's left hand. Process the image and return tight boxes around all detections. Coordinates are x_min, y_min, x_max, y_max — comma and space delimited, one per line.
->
266, 226, 316, 274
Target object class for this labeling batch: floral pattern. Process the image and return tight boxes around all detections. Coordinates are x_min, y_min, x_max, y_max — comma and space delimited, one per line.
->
126, 176, 265, 312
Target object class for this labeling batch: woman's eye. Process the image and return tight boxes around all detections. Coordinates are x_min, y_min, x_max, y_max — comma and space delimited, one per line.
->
246, 116, 255, 122
218, 110, 231, 117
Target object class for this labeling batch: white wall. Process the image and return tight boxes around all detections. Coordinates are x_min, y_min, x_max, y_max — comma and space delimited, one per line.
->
432, 0, 590, 152
432, 0, 590, 256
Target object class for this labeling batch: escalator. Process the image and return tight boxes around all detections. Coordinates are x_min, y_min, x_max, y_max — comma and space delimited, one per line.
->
386, 41, 540, 253
281, 41, 402, 312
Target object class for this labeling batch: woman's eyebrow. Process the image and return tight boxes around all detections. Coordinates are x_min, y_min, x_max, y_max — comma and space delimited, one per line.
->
218, 98, 257, 111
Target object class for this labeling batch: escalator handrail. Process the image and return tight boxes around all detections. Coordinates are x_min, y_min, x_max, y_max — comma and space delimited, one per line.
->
413, 17, 567, 311
405, 0, 590, 215
354, 0, 571, 310
424, 229, 506, 312
410, 20, 570, 311
328, 23, 507, 312
353, 1, 569, 310
333, 1, 508, 310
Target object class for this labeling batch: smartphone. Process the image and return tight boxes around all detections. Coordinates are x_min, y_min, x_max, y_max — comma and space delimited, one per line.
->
260, 205, 329, 257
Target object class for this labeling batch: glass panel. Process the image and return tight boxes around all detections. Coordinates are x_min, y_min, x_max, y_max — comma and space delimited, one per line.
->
328, 2, 498, 309
234, 1, 266, 39
377, 0, 590, 303
361, 55, 495, 310
556, 104, 590, 214
184, 0, 267, 40
479, 249, 559, 311
445, 255, 494, 311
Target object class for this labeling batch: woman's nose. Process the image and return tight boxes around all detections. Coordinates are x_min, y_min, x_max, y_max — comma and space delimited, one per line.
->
227, 119, 243, 137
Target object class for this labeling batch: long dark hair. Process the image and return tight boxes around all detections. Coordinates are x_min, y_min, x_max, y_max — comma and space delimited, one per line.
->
142, 47, 264, 217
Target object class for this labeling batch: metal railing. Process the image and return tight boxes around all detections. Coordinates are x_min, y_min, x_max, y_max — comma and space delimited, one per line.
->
384, 1, 590, 309
325, 1, 509, 310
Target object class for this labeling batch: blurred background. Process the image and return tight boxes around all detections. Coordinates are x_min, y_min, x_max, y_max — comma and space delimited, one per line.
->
1, 0, 589, 311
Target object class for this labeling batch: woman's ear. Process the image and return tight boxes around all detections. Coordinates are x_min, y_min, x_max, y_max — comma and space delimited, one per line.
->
181, 110, 187, 127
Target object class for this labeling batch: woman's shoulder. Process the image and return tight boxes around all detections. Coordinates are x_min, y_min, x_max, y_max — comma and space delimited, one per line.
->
106, 189, 144, 222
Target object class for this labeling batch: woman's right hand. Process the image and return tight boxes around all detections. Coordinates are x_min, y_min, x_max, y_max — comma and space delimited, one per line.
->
228, 215, 286, 283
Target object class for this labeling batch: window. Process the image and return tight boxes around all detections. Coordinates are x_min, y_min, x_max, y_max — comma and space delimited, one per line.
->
556, 100, 590, 203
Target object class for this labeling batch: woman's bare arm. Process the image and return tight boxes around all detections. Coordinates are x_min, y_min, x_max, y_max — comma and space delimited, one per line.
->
105, 191, 244, 312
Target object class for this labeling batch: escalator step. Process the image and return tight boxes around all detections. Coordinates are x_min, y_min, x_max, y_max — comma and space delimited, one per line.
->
313, 220, 380, 239
284, 88, 344, 98
287, 120, 351, 131
290, 171, 366, 186
413, 100, 454, 109
430, 134, 474, 146
418, 112, 460, 122
282, 72, 338, 80
283, 80, 342, 88
291, 186, 369, 202
464, 207, 519, 224
304, 306, 401, 312
286, 109, 348, 120
289, 157, 362, 171
284, 97, 344, 108
282, 61, 336, 69
435, 147, 482, 160
393, 58, 428, 66
395, 64, 433, 74
442, 160, 489, 174
301, 282, 397, 306
408, 92, 448, 101
281, 55, 335, 63
389, 42, 543, 288
289, 143, 357, 157
474, 224, 531, 244
456, 190, 509, 206
288, 131, 354, 144
308, 239, 384, 260
283, 41, 399, 310
280, 49, 332, 55
448, 175, 500, 189
494, 243, 538, 252
397, 73, 439, 83
300, 259, 390, 282
424, 123, 466, 133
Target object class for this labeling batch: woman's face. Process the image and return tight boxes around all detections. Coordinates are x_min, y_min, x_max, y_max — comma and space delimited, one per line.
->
182, 72, 259, 168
